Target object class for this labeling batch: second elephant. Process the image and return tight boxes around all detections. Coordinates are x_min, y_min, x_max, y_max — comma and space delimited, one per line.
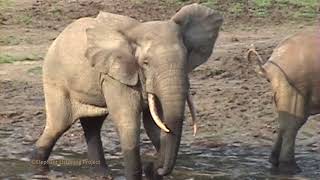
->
248, 29, 320, 174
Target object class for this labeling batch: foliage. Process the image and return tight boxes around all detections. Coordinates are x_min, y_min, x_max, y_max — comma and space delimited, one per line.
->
177, 0, 319, 21
17, 15, 33, 25
0, 36, 21, 46
0, 54, 16, 64
28, 66, 42, 75
0, 0, 12, 9
0, 54, 41, 64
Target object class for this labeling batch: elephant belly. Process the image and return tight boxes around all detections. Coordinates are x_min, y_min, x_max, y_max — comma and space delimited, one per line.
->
70, 90, 106, 107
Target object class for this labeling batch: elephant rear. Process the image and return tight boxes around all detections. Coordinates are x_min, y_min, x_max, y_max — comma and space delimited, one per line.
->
263, 30, 320, 110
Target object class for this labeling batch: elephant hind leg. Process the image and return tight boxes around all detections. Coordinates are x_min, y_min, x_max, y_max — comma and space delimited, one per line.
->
269, 129, 283, 167
31, 84, 74, 162
270, 83, 308, 173
276, 113, 307, 174
80, 116, 109, 176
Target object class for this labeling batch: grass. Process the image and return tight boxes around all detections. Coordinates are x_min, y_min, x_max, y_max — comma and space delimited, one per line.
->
131, 0, 178, 5
0, 0, 12, 9
179, 0, 319, 21
0, 54, 16, 64
0, 54, 42, 64
0, 36, 20, 45
17, 15, 33, 25
27, 66, 42, 75
0, 36, 36, 45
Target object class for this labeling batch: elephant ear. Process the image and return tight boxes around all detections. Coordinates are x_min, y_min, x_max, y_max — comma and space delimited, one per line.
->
85, 25, 139, 86
171, 3, 223, 72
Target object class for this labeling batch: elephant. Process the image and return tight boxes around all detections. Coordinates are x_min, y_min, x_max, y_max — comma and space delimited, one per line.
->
247, 29, 320, 174
30, 3, 223, 179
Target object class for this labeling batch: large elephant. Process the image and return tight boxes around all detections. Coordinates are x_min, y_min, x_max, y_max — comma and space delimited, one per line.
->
31, 3, 223, 179
247, 30, 320, 174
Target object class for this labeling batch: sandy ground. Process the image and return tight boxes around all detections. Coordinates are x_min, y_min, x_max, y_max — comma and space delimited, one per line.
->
0, 0, 320, 179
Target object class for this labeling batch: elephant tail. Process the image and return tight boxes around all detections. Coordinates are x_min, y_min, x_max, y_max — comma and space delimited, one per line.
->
246, 44, 267, 76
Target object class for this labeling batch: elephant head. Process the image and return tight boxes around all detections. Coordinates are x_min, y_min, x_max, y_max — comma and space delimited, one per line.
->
86, 4, 223, 176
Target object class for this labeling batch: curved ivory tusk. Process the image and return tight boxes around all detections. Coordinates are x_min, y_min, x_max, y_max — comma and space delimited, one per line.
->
148, 94, 170, 133
187, 92, 197, 136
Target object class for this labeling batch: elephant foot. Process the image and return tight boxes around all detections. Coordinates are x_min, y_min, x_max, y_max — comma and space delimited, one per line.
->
279, 161, 301, 174
268, 153, 279, 167
30, 147, 51, 173
30, 147, 49, 161
271, 161, 301, 175
92, 166, 113, 179
143, 162, 163, 180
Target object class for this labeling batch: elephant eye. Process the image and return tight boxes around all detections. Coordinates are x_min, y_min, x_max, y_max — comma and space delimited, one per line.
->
142, 57, 149, 67
143, 61, 148, 66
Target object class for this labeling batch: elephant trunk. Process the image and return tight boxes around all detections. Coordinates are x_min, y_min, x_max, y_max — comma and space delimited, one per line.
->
154, 70, 187, 176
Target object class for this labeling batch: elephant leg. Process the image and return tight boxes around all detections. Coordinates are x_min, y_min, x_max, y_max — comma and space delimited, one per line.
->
31, 85, 73, 164
102, 77, 142, 180
269, 126, 283, 167
277, 112, 306, 174
269, 72, 309, 174
80, 116, 109, 176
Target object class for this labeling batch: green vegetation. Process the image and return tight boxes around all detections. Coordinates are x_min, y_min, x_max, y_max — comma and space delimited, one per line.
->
177, 0, 319, 21
50, 7, 63, 16
0, 36, 36, 46
0, 36, 21, 46
0, 54, 16, 64
0, 0, 12, 9
17, 15, 33, 25
0, 54, 42, 64
27, 66, 42, 75
131, 0, 178, 5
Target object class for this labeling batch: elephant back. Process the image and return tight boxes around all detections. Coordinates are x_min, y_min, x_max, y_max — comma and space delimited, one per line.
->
96, 11, 139, 30
265, 30, 320, 100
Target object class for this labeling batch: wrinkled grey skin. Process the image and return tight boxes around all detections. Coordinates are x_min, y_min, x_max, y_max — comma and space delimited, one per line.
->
31, 4, 223, 179
249, 30, 320, 174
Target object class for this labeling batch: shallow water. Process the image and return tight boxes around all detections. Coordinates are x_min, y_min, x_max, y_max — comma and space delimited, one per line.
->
1, 146, 319, 179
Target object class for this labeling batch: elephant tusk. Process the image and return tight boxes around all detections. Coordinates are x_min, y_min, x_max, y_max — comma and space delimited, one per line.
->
148, 94, 170, 133
187, 92, 197, 136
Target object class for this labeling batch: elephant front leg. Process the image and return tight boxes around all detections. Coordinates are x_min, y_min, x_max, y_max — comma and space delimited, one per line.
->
103, 77, 142, 180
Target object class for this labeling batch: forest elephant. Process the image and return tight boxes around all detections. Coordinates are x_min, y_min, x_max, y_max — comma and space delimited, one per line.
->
31, 3, 223, 180
247, 29, 320, 174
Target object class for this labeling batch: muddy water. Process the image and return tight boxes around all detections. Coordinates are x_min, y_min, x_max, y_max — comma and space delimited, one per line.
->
0, 79, 320, 179
1, 145, 319, 179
